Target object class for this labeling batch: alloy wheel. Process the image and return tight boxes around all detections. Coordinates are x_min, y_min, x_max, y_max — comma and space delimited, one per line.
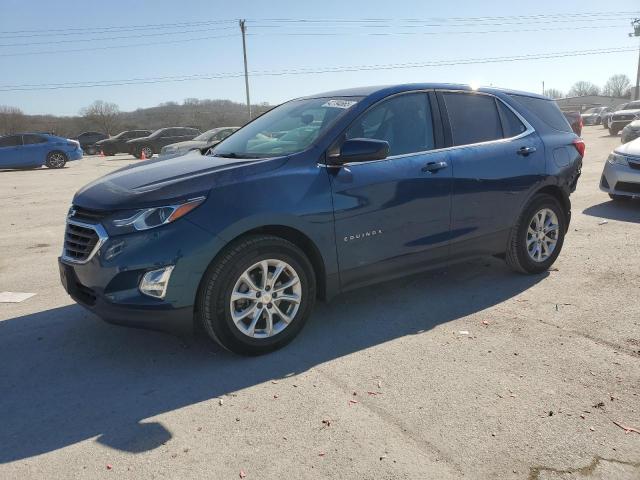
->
526, 208, 559, 262
229, 259, 302, 338
48, 152, 66, 168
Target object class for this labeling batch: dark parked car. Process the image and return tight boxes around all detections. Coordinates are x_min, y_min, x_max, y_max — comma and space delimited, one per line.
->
159, 127, 239, 158
0, 133, 82, 169
609, 101, 640, 136
562, 111, 582, 136
95, 130, 152, 155
73, 131, 108, 155
59, 84, 583, 355
126, 127, 201, 159
581, 106, 611, 126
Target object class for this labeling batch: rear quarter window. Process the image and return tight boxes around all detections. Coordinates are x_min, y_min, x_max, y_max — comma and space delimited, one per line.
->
509, 95, 572, 133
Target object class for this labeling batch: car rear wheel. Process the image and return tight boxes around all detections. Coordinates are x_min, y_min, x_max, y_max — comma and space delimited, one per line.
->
45, 151, 67, 169
197, 235, 316, 355
609, 126, 620, 136
506, 193, 566, 274
602, 118, 609, 129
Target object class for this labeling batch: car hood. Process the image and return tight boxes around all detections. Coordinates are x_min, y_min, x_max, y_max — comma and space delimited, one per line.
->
73, 150, 287, 211
581, 113, 599, 117
614, 108, 640, 116
614, 138, 640, 156
164, 140, 207, 151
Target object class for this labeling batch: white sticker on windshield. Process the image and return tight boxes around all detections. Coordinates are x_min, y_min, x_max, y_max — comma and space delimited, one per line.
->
322, 99, 357, 109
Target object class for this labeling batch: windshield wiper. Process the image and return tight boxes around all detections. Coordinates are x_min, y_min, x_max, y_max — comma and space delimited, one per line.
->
213, 152, 259, 159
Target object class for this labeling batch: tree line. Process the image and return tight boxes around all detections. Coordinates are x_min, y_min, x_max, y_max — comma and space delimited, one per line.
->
544, 74, 634, 100
0, 98, 273, 136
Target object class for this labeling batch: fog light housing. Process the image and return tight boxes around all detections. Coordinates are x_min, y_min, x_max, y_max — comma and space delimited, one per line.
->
139, 266, 175, 299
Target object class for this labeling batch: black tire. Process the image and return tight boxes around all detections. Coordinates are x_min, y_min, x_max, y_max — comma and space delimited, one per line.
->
609, 194, 631, 202
609, 126, 620, 136
602, 118, 609, 129
86, 146, 97, 155
45, 151, 67, 169
505, 193, 567, 274
197, 235, 316, 355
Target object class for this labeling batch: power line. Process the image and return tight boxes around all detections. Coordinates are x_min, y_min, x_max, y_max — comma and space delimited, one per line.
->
0, 10, 636, 38
0, 46, 634, 92
0, 23, 632, 56
0, 33, 238, 57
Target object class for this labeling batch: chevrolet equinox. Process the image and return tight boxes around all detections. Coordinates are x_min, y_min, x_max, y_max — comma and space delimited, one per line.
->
59, 84, 583, 355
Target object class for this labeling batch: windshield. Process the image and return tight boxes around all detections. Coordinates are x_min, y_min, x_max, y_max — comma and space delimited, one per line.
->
111, 131, 127, 139
212, 97, 362, 158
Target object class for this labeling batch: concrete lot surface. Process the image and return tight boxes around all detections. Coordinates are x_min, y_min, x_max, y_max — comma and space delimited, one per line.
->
1, 128, 639, 479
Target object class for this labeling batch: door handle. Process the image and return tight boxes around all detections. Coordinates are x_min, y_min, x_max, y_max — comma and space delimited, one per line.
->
517, 146, 537, 156
421, 161, 448, 173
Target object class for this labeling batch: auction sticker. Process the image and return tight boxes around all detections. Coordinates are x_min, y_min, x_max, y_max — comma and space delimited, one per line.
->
322, 99, 358, 109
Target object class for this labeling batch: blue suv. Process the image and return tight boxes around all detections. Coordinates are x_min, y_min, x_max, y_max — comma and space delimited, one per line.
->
59, 84, 583, 355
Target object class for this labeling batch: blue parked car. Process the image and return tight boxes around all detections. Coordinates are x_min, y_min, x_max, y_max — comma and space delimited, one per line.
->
59, 84, 583, 355
0, 133, 83, 169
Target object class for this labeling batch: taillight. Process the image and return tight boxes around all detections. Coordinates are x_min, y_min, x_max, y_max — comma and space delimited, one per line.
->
572, 138, 585, 157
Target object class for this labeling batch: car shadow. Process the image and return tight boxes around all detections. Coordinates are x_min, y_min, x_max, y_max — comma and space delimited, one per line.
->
0, 258, 546, 463
583, 199, 640, 224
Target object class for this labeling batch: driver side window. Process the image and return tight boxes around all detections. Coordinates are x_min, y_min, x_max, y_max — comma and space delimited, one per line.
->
345, 93, 434, 156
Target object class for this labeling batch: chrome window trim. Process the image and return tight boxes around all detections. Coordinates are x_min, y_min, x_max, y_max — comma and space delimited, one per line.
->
61, 219, 109, 265
320, 89, 536, 168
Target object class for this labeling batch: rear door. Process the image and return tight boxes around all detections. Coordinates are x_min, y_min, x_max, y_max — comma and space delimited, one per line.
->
330, 91, 453, 290
21, 134, 49, 166
0, 135, 25, 168
436, 90, 544, 258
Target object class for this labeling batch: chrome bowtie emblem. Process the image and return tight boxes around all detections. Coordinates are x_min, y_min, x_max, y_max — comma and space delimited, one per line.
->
67, 208, 76, 219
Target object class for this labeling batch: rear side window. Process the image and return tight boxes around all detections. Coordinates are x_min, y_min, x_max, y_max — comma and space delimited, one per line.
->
22, 134, 47, 144
509, 95, 572, 133
345, 93, 434, 156
497, 102, 527, 138
442, 92, 503, 146
0, 135, 22, 147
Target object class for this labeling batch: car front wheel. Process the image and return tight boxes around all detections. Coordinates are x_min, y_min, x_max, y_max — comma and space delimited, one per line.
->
197, 235, 316, 355
506, 193, 566, 274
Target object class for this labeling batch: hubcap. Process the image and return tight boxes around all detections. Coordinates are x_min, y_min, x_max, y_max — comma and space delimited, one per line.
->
229, 259, 302, 338
526, 208, 559, 262
49, 153, 64, 167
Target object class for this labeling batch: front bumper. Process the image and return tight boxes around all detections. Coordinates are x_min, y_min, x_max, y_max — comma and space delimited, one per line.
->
599, 158, 640, 198
66, 147, 83, 161
58, 217, 226, 335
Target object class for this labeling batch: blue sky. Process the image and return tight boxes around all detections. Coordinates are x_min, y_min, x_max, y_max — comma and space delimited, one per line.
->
0, 0, 638, 115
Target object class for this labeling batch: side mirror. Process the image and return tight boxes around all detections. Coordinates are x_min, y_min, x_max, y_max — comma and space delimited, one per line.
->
334, 138, 390, 164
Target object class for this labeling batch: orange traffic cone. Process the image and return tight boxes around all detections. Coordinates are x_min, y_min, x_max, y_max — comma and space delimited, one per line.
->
140, 149, 146, 160
100, 150, 105, 157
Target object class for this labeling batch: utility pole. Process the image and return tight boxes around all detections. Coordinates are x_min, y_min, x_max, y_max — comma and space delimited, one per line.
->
631, 19, 640, 100
239, 19, 251, 119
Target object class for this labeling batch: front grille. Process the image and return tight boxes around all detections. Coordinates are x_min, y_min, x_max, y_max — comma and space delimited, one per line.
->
615, 182, 640, 194
64, 222, 100, 262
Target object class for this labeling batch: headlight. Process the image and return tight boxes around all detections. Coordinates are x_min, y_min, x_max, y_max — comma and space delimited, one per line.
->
608, 153, 629, 166
112, 197, 206, 231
